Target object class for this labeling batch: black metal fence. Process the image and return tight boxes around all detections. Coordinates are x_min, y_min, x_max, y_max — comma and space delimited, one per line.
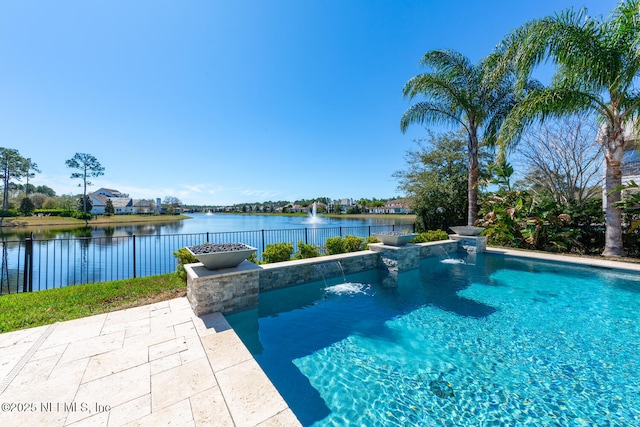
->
1, 223, 414, 295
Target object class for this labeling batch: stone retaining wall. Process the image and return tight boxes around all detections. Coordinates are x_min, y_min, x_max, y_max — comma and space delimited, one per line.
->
186, 238, 481, 315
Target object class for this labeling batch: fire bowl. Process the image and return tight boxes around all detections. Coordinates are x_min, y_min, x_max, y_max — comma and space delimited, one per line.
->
187, 243, 256, 270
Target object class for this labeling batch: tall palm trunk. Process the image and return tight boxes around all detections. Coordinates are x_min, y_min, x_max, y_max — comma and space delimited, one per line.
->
467, 131, 479, 226
601, 114, 625, 257
602, 130, 625, 257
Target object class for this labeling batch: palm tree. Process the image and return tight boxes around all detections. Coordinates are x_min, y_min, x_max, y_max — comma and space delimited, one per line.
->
498, 0, 640, 257
400, 50, 534, 226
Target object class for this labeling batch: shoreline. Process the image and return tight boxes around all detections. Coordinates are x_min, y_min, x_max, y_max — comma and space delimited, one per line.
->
0, 214, 191, 230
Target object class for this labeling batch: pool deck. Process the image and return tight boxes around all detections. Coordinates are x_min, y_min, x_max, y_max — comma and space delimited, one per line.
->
0, 297, 301, 427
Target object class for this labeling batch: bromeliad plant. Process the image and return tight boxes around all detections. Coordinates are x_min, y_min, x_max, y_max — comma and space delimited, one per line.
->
478, 190, 581, 252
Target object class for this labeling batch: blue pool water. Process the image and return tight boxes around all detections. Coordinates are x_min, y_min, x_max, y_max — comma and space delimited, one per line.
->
225, 254, 640, 426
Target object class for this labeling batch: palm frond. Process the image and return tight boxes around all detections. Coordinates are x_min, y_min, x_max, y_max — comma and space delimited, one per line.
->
400, 101, 465, 134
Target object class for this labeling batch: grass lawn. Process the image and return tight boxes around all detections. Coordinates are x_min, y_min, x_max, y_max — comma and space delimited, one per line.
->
0, 274, 186, 334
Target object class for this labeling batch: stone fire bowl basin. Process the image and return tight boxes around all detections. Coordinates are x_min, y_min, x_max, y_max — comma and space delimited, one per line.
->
449, 226, 485, 236
186, 243, 257, 270
373, 232, 418, 246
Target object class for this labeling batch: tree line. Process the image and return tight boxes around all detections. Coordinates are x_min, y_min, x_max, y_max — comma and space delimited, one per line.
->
0, 149, 105, 222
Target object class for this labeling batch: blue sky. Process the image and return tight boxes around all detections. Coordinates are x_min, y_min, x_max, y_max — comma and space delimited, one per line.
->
1, 0, 618, 206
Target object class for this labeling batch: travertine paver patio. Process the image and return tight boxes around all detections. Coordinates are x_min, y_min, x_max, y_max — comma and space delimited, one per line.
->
0, 297, 300, 426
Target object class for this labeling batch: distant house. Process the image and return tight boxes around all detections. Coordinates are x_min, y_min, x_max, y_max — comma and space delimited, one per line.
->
88, 188, 136, 215
382, 199, 413, 214
90, 194, 135, 215
133, 199, 157, 214
92, 188, 130, 198
329, 198, 353, 213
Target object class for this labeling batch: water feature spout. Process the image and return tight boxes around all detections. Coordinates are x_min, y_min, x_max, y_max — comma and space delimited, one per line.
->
435, 246, 465, 264
314, 261, 347, 286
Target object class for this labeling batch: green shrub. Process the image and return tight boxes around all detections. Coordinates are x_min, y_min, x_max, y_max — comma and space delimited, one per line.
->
325, 235, 366, 254
0, 209, 18, 217
411, 230, 449, 243
364, 236, 380, 248
294, 240, 320, 259
344, 235, 365, 252
71, 211, 92, 220
173, 247, 198, 282
262, 242, 294, 263
325, 236, 345, 255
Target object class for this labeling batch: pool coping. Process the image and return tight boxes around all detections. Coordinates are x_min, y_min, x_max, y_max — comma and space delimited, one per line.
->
485, 247, 640, 272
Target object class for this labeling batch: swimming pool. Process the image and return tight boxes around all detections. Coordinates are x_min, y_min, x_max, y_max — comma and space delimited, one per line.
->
225, 253, 640, 426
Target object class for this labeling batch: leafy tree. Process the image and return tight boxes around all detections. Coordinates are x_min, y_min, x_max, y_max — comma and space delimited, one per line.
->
35, 185, 56, 197
19, 197, 35, 216
24, 158, 40, 195
499, 0, 640, 257
77, 195, 93, 214
66, 153, 104, 219
0, 148, 29, 211
104, 199, 115, 216
163, 196, 182, 214
29, 193, 47, 209
394, 131, 489, 232
401, 50, 539, 226
514, 115, 602, 206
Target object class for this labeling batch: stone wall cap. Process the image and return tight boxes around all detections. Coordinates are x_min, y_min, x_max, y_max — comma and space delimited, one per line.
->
186, 259, 262, 279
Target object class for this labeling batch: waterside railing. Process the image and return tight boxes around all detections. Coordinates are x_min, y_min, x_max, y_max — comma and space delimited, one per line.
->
1, 223, 414, 295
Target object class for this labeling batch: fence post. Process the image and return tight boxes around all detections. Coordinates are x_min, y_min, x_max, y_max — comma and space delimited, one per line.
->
305, 228, 308, 245
261, 230, 265, 253
132, 234, 137, 278
23, 232, 34, 292
206, 232, 210, 243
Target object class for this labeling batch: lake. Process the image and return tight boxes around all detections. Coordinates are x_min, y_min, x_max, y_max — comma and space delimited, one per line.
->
2, 213, 414, 239
1, 213, 414, 294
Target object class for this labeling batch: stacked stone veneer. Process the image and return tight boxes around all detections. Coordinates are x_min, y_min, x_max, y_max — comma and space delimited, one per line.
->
186, 260, 261, 316
448, 234, 487, 253
186, 238, 482, 316
369, 240, 459, 287
259, 251, 379, 292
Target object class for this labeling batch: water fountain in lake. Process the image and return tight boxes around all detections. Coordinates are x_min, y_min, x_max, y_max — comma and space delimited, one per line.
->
306, 202, 324, 224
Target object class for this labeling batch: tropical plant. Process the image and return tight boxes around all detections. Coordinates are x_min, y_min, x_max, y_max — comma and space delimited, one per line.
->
498, 0, 640, 257
66, 153, 104, 222
400, 50, 539, 226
